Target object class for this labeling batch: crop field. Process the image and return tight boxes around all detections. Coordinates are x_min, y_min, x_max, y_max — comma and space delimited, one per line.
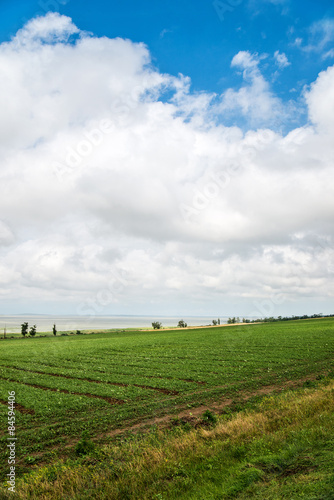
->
1, 318, 334, 482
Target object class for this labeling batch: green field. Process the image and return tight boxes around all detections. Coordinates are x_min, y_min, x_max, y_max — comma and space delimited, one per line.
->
1, 318, 334, 497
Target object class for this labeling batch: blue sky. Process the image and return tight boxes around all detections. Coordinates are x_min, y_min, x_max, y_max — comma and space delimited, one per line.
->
0, 0, 333, 318
1, 0, 334, 101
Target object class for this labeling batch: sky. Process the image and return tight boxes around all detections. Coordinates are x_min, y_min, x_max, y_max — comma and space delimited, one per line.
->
0, 0, 333, 319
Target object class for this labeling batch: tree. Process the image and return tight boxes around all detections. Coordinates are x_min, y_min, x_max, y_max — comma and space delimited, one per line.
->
52, 324, 57, 336
152, 322, 162, 330
217, 318, 220, 325
212, 320, 218, 326
21, 322, 29, 337
178, 320, 187, 328
29, 325, 37, 337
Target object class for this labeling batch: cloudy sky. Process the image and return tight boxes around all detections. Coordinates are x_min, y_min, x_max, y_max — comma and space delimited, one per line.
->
0, 0, 333, 318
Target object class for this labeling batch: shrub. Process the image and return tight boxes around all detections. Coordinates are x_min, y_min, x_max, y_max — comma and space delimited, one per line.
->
29, 325, 37, 337
178, 320, 187, 328
21, 322, 29, 337
75, 431, 95, 456
202, 409, 217, 426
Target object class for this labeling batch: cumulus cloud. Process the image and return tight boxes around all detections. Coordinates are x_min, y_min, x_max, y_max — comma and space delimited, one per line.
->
0, 13, 334, 317
12, 12, 79, 45
305, 65, 334, 133
217, 51, 287, 128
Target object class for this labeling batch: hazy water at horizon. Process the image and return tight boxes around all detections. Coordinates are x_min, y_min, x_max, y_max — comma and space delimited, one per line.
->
0, 315, 228, 333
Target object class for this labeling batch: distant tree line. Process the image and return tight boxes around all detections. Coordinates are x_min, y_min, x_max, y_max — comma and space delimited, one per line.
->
18, 313, 334, 338
227, 317, 241, 324
21, 323, 57, 337
152, 314, 334, 330
151, 320, 189, 329
245, 313, 334, 323
152, 319, 220, 329
20, 322, 37, 337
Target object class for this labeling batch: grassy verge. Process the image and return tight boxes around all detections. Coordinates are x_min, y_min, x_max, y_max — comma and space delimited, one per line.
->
2, 378, 334, 499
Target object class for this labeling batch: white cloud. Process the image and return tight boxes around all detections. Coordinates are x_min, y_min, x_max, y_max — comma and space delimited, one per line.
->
12, 12, 79, 46
249, 0, 290, 17
305, 65, 334, 133
0, 14, 334, 316
296, 19, 334, 57
323, 48, 334, 59
217, 51, 287, 128
160, 28, 173, 39
274, 50, 290, 68
231, 51, 261, 69
310, 19, 334, 51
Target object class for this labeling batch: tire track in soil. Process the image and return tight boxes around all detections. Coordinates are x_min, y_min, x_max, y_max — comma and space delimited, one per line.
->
0, 366, 179, 395
91, 371, 327, 442
0, 377, 125, 405
9, 362, 207, 386
4, 371, 328, 462
0, 399, 35, 415
181, 379, 206, 385
52, 362, 207, 385
133, 384, 178, 395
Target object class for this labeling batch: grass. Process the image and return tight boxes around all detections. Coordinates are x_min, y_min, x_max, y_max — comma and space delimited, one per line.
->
2, 377, 334, 499
1, 318, 334, 497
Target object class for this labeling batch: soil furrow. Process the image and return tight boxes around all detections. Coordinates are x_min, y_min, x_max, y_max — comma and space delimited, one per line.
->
0, 399, 35, 415
0, 366, 178, 394
0, 377, 124, 405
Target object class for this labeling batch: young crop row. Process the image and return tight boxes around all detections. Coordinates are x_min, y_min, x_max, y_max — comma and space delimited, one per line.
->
1, 318, 334, 483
